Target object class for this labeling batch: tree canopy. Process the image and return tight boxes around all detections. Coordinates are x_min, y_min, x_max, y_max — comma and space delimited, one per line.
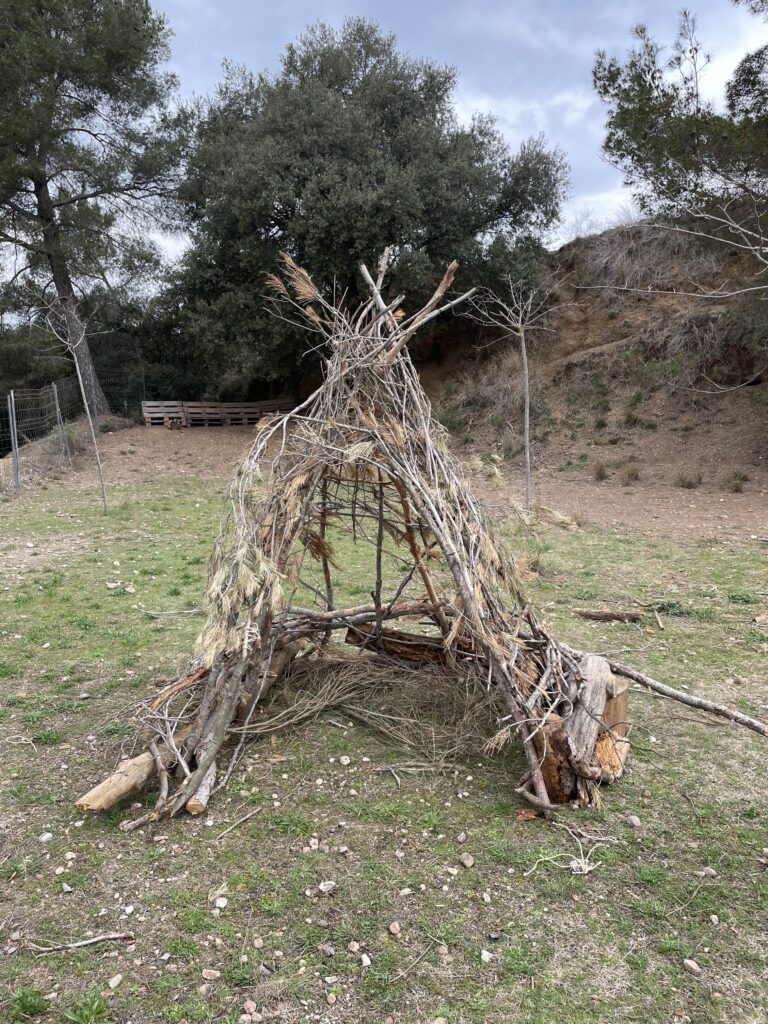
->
592, 8, 768, 243
0, 0, 185, 406
176, 18, 568, 393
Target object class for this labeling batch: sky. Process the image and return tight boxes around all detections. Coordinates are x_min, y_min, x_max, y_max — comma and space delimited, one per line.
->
153, 0, 768, 244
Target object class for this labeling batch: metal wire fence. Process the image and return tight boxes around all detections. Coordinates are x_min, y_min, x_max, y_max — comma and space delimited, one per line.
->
0, 366, 144, 493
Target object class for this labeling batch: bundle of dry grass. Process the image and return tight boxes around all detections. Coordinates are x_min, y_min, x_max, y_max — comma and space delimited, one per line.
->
77, 251, 767, 826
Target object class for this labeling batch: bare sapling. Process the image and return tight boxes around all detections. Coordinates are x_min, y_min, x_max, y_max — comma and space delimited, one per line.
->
467, 278, 563, 514
45, 301, 109, 513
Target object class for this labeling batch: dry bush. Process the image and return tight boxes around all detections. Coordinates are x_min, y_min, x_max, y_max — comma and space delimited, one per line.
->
619, 463, 640, 485
593, 460, 608, 481
579, 222, 719, 296
720, 469, 750, 493
674, 468, 703, 489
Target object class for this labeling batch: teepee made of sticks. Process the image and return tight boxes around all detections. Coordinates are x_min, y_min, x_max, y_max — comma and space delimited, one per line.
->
78, 253, 767, 826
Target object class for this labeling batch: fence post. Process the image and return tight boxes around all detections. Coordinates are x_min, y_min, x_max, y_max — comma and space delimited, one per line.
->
52, 382, 71, 464
8, 391, 20, 491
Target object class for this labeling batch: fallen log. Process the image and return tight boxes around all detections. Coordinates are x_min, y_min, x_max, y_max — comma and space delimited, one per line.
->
575, 609, 643, 623
76, 728, 190, 812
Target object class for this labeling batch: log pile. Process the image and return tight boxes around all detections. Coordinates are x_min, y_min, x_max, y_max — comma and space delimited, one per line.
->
77, 252, 767, 825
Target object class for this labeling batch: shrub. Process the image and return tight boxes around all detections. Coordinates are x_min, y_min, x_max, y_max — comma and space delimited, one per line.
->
674, 468, 703, 489
594, 415, 607, 429
720, 469, 750, 493
619, 463, 640, 485
593, 461, 608, 481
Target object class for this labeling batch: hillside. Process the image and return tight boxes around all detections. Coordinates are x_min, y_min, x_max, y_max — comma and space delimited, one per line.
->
426, 224, 767, 539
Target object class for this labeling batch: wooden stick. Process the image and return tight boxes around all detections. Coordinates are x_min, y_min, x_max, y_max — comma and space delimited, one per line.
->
28, 932, 134, 955
186, 759, 217, 815
608, 661, 768, 736
562, 642, 768, 737
393, 482, 450, 636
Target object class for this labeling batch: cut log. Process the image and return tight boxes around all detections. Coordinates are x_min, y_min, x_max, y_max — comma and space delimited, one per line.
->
535, 654, 631, 804
186, 760, 217, 815
76, 728, 189, 812
593, 671, 630, 781
76, 751, 157, 812
576, 609, 643, 623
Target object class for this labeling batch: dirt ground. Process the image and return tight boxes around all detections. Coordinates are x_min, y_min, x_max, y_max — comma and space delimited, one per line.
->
60, 423, 768, 545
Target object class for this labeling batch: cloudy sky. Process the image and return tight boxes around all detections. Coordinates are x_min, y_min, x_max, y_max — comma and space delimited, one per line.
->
154, 0, 767, 242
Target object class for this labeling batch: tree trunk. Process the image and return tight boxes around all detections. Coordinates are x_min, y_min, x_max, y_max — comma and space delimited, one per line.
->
32, 170, 109, 416
519, 328, 532, 515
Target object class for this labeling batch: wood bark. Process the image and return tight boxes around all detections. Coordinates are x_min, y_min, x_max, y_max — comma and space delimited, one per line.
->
186, 761, 217, 815
76, 729, 190, 812
31, 167, 109, 416
535, 654, 630, 803
576, 609, 643, 623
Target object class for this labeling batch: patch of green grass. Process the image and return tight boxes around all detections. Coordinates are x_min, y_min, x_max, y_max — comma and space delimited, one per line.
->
11, 988, 49, 1022
62, 993, 114, 1024
266, 810, 313, 837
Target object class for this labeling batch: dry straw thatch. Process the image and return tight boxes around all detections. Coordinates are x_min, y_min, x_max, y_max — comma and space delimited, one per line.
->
77, 251, 767, 826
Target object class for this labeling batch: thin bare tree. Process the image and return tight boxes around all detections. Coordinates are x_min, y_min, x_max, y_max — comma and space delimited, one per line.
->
467, 279, 562, 514
44, 300, 109, 513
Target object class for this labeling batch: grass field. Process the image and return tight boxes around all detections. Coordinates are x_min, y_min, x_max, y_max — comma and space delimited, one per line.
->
1, 474, 766, 1024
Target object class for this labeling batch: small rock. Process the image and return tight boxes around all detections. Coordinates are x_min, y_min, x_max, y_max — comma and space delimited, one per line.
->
626, 815, 642, 829
433, 1018, 449, 1024
108, 974, 122, 989
253, 937, 264, 949
459, 853, 475, 869
347, 940, 360, 953
710, 914, 719, 925
239, 1016, 251, 1024
243, 1001, 257, 1015
201, 968, 221, 981
214, 896, 228, 909
39, 832, 54, 843
436, 944, 449, 956
318, 880, 336, 894
62, 883, 73, 893
327, 993, 337, 1006
339, 756, 351, 766
683, 958, 702, 977
456, 831, 467, 844
360, 953, 372, 967
388, 921, 401, 936
480, 949, 494, 963
64, 852, 76, 861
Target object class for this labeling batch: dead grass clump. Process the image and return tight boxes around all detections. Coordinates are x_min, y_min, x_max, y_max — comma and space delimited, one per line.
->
579, 221, 719, 297
720, 469, 750, 493
619, 463, 640, 485
674, 468, 703, 489
593, 460, 608, 482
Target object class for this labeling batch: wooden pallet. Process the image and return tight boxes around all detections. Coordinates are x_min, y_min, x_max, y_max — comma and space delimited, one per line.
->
141, 399, 294, 428
182, 400, 293, 427
141, 401, 185, 427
